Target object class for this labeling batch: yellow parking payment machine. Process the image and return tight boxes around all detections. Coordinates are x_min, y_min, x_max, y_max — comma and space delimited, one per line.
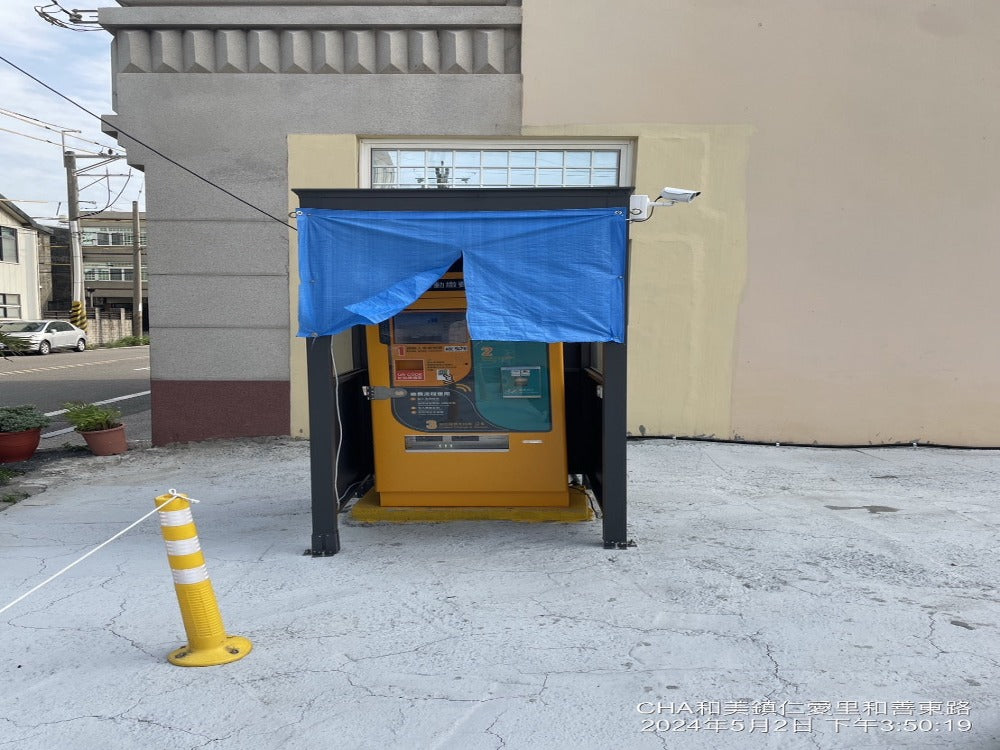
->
366, 274, 570, 507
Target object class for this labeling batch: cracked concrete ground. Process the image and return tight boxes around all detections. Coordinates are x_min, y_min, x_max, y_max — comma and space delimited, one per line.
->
1, 438, 998, 749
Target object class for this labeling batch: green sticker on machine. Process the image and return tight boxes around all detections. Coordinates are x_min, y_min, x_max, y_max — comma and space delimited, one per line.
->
473, 341, 552, 432
500, 366, 543, 399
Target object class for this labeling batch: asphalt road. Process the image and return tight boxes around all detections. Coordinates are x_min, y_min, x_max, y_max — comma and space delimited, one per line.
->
0, 346, 150, 438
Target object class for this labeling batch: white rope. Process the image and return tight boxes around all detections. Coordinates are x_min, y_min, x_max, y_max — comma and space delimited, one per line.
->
0, 489, 199, 616
330, 337, 345, 502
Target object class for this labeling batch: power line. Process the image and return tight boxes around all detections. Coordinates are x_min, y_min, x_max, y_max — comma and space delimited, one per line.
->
0, 108, 121, 152
0, 124, 101, 154
81, 169, 134, 217
0, 54, 296, 231
34, 2, 101, 32
1, 105, 140, 212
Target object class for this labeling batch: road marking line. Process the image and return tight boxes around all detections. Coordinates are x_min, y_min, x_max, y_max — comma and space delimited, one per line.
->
41, 390, 151, 439
134, 367, 150, 371
0, 355, 147, 377
41, 427, 76, 438
44, 390, 152, 418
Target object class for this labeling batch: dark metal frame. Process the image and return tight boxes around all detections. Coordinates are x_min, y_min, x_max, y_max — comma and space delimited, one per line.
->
294, 187, 634, 553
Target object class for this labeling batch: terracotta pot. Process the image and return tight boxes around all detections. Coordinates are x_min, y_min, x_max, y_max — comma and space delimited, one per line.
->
0, 428, 42, 463
81, 425, 128, 456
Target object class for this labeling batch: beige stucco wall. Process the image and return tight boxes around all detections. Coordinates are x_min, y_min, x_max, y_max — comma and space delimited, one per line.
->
518, 124, 750, 439
288, 134, 359, 437
522, 0, 1000, 444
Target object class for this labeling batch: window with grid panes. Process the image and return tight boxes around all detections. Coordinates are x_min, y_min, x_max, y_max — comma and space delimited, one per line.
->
369, 146, 626, 189
81, 228, 147, 246
0, 293, 20, 317
0, 227, 18, 263
84, 264, 147, 282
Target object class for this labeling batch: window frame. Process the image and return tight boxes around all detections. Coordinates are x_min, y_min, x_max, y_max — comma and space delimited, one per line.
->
0, 292, 21, 318
83, 263, 147, 282
360, 138, 635, 190
80, 228, 147, 247
0, 226, 18, 263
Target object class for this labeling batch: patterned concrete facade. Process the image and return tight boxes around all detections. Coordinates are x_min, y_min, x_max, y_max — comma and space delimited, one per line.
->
113, 28, 518, 75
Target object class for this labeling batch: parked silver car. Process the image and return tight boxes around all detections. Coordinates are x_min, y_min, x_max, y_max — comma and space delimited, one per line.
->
0, 320, 88, 354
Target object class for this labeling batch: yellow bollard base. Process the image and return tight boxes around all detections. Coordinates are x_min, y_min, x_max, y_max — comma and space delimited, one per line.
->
167, 636, 253, 667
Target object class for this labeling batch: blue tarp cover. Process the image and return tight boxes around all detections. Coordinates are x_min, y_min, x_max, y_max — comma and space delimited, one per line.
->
296, 207, 627, 342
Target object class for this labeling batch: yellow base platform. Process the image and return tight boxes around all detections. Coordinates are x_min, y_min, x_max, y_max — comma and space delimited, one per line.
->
167, 635, 253, 667
349, 486, 594, 523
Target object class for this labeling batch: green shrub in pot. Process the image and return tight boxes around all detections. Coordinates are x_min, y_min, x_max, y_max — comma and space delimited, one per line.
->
62, 402, 123, 433
0, 405, 51, 433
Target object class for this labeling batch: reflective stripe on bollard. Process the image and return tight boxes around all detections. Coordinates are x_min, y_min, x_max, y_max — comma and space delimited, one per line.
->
155, 491, 252, 667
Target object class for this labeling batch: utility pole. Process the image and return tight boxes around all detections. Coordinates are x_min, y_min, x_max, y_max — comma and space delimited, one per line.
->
132, 200, 143, 337
64, 151, 84, 306
63, 150, 130, 324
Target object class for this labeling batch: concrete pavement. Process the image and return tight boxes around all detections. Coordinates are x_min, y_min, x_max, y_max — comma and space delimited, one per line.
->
1, 437, 998, 749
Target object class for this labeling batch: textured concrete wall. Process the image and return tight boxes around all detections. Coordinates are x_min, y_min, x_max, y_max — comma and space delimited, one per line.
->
101, 2, 522, 442
110, 73, 520, 384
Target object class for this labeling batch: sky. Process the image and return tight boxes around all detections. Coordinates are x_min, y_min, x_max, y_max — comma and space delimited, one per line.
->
0, 0, 143, 225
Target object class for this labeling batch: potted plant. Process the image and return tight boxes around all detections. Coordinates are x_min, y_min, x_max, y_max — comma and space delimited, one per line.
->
0, 331, 31, 358
0, 405, 50, 463
63, 402, 128, 456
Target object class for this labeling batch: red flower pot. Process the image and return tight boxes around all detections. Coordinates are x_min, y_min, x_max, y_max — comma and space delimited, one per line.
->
0, 428, 42, 463
80, 425, 128, 456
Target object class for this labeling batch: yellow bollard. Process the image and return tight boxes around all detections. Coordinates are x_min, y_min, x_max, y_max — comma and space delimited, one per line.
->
155, 491, 252, 666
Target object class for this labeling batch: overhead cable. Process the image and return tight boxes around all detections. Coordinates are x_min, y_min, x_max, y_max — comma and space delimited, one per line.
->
34, 2, 101, 31
0, 107, 121, 152
0, 53, 297, 231
0, 124, 104, 154
81, 169, 135, 217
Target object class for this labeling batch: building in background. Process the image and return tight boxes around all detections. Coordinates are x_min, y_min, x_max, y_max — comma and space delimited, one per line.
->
41, 225, 72, 314
0, 194, 48, 321
80, 211, 147, 326
98, 1, 1000, 447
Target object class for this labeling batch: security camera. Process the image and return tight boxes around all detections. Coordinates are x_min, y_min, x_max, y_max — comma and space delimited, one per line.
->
659, 187, 700, 203
628, 186, 702, 221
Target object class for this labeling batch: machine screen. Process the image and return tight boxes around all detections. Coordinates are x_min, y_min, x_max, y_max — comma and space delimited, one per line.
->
392, 311, 468, 344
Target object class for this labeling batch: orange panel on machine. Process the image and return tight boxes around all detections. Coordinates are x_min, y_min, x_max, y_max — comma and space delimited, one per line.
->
366, 274, 569, 508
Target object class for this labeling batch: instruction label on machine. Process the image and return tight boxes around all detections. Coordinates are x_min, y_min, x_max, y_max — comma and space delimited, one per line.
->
500, 366, 543, 399
387, 310, 552, 433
